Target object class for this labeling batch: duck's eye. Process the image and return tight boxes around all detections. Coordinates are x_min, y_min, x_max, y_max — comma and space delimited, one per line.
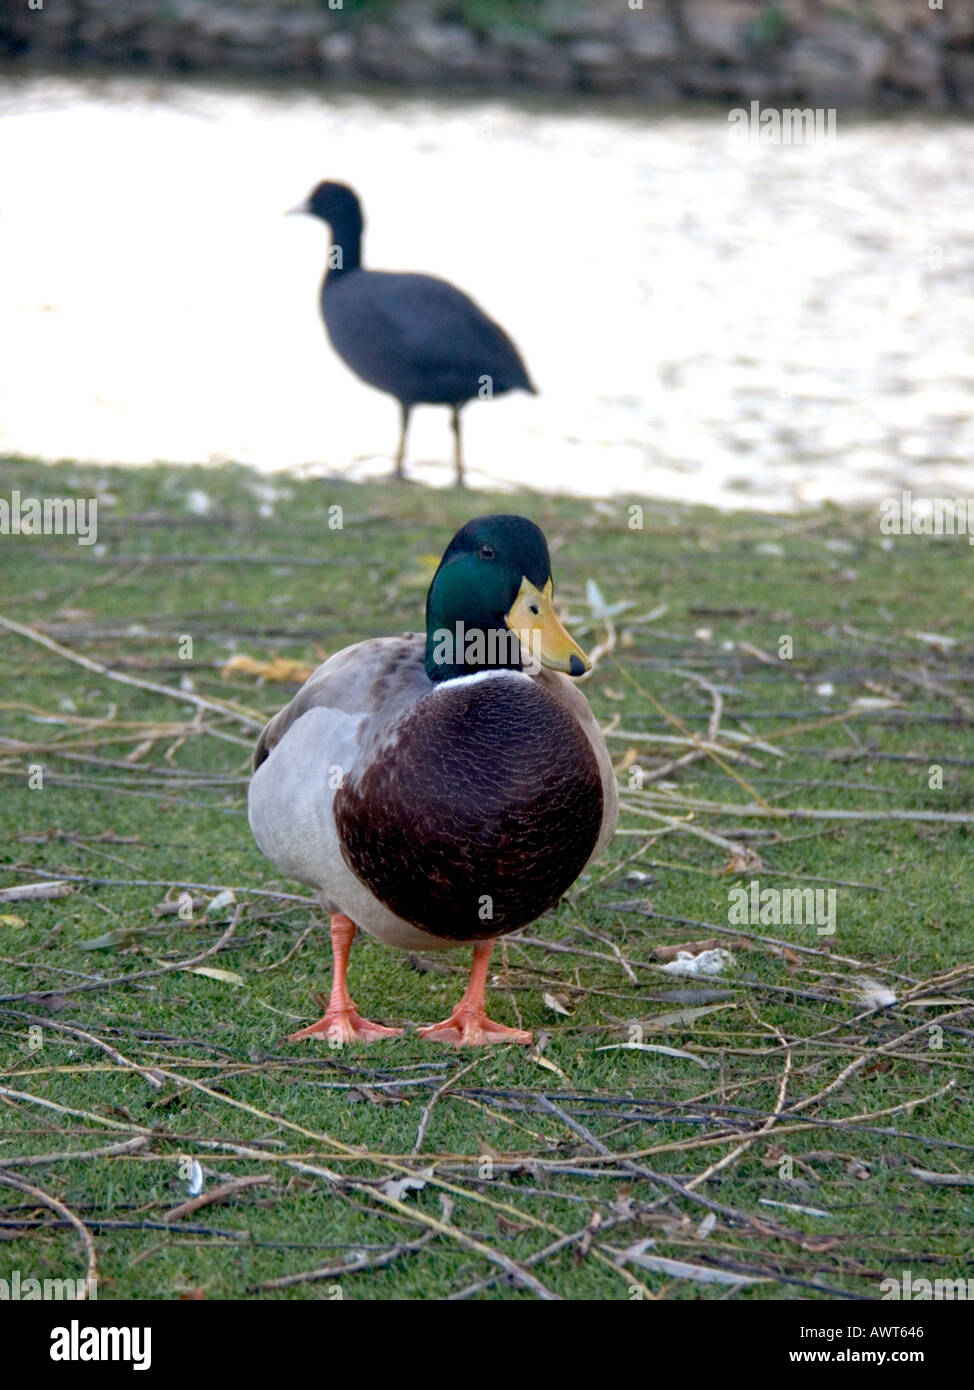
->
478, 544, 495, 560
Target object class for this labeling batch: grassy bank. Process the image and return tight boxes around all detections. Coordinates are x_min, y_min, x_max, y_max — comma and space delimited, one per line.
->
0, 455, 971, 1300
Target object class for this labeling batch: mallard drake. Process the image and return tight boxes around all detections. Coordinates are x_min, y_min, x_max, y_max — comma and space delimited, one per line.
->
288, 182, 536, 488
249, 514, 617, 1045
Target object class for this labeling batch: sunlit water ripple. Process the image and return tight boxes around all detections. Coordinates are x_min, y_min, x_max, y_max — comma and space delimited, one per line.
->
1, 72, 972, 511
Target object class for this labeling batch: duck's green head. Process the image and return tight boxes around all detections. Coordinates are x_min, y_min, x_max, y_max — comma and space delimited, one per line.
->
424, 515, 591, 684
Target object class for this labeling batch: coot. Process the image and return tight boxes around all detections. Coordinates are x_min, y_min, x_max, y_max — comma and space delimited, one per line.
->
290, 181, 536, 487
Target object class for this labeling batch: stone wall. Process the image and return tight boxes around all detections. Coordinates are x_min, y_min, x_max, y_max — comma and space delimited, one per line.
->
2, 0, 974, 109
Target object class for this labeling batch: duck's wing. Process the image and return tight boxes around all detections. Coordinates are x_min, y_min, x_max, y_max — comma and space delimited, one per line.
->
252, 633, 428, 772
248, 633, 430, 900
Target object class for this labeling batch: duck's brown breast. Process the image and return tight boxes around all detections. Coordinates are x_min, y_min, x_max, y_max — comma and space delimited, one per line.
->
334, 673, 603, 941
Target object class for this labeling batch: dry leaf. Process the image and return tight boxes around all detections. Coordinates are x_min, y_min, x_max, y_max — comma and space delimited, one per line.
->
79, 927, 160, 951
596, 1042, 713, 1070
613, 747, 640, 774
725, 846, 766, 873
497, 1215, 532, 1234
185, 966, 245, 985
530, 1050, 571, 1084
124, 738, 157, 763
632, 1003, 735, 1032
738, 641, 779, 665
346, 1086, 406, 1106
222, 653, 316, 682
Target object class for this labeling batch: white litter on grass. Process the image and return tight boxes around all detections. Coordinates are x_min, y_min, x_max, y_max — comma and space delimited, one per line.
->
185, 489, 212, 515
815, 681, 836, 696
855, 976, 897, 1009
913, 632, 958, 650
660, 948, 735, 978
186, 1160, 204, 1197
617, 1239, 768, 1286
596, 1042, 713, 1069
585, 578, 634, 621
204, 889, 236, 916
696, 1212, 718, 1240
640, 604, 669, 624
759, 1198, 830, 1219
248, 482, 293, 513
380, 1168, 434, 1202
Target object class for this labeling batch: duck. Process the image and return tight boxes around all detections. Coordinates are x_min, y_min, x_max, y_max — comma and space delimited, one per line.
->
248, 514, 618, 1046
289, 181, 537, 488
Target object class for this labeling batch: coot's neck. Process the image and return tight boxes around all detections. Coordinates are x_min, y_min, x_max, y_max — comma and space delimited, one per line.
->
323, 207, 363, 280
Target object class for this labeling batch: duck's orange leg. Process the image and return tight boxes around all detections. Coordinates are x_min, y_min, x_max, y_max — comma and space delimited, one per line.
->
418, 940, 532, 1046
288, 913, 404, 1044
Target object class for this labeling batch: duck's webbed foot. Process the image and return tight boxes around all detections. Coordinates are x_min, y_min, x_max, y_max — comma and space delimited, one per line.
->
288, 912, 404, 1044
417, 940, 531, 1047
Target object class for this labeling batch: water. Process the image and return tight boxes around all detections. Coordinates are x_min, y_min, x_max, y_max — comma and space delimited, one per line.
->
1, 70, 972, 511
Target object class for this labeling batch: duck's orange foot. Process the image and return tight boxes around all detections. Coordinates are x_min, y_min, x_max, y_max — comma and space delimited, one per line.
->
417, 1009, 532, 1047
288, 1008, 404, 1045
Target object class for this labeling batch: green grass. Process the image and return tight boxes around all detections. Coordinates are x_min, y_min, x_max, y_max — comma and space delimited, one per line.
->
0, 454, 971, 1301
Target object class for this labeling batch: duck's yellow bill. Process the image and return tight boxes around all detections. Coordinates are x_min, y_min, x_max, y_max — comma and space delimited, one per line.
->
505, 577, 591, 677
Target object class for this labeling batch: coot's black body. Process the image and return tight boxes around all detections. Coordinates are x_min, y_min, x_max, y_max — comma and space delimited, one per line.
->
293, 181, 536, 486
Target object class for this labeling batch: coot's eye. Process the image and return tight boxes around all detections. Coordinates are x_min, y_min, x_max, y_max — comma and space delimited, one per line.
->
479, 543, 495, 560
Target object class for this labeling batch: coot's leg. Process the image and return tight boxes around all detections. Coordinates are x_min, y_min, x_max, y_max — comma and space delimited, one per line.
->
394, 402, 411, 481
450, 405, 465, 489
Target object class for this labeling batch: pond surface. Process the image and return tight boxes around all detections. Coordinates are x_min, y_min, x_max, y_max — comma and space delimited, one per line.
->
1, 71, 972, 510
